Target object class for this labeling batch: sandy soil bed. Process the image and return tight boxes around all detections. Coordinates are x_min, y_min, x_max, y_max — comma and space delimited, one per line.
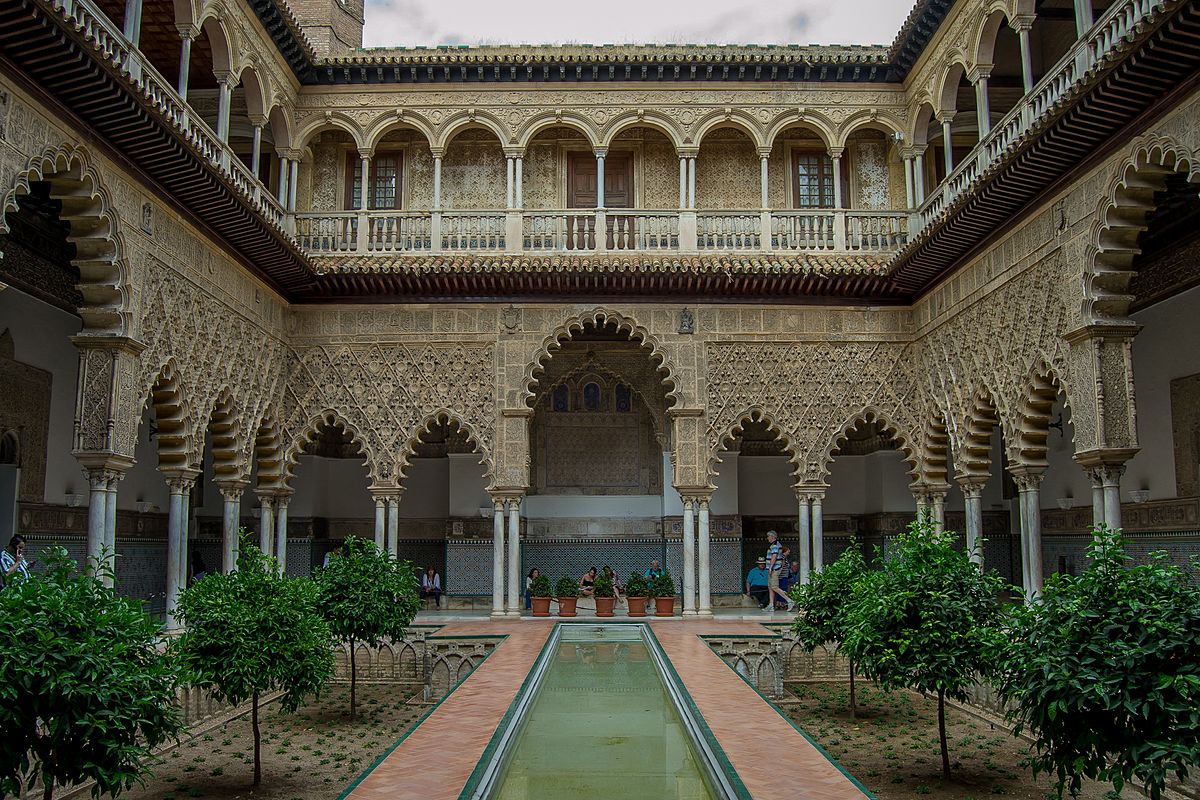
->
782, 682, 1136, 800
118, 683, 426, 800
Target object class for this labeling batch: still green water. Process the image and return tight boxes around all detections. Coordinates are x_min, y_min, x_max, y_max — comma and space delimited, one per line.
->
492, 627, 716, 800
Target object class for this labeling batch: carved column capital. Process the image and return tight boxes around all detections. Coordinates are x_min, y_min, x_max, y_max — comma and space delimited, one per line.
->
956, 476, 987, 499
215, 479, 249, 502
163, 468, 200, 494
1009, 466, 1046, 493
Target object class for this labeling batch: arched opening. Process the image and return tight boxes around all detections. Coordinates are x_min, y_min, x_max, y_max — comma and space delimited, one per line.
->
183, 19, 229, 135
978, 12, 1028, 123
934, 64, 979, 181
826, 416, 913, 564
440, 125, 507, 250
285, 416, 371, 576
524, 317, 677, 598
712, 414, 798, 610
400, 415, 489, 608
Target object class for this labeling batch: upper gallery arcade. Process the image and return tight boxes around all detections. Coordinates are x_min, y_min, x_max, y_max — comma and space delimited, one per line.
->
1, 0, 1199, 621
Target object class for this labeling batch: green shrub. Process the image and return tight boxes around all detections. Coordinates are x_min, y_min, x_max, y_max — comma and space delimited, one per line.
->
624, 572, 648, 597
554, 577, 579, 597
594, 574, 614, 598
651, 572, 676, 598
529, 575, 552, 596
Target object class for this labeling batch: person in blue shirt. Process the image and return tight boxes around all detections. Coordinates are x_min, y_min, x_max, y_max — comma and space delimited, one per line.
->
745, 557, 770, 609
644, 559, 665, 580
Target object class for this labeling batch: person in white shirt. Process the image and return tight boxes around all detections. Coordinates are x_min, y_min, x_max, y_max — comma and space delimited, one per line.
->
420, 565, 442, 608
1, 534, 31, 585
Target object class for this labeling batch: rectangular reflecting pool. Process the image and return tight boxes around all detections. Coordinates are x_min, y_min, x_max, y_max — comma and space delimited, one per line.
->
470, 624, 739, 800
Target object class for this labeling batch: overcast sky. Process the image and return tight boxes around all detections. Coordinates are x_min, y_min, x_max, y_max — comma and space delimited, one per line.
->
360, 0, 913, 49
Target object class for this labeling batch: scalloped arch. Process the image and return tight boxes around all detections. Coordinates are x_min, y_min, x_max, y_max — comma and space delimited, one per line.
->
707, 407, 800, 484
1009, 363, 1073, 470
834, 110, 907, 149
954, 387, 1003, 481
816, 407, 918, 484
1085, 135, 1200, 324
522, 308, 681, 409
140, 359, 197, 472
395, 410, 495, 486
252, 408, 285, 492
204, 387, 249, 483
1, 144, 131, 335
282, 410, 377, 487
533, 358, 669, 441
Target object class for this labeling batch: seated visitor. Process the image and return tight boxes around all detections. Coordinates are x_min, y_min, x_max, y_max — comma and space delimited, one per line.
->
644, 559, 665, 580
525, 567, 540, 610
745, 557, 770, 609
1, 534, 31, 585
420, 565, 442, 608
579, 567, 597, 596
602, 565, 623, 601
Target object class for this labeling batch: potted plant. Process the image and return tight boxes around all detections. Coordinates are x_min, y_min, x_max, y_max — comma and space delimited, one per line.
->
529, 574, 553, 617
555, 576, 579, 617
594, 573, 616, 617
625, 572, 649, 617
651, 571, 676, 617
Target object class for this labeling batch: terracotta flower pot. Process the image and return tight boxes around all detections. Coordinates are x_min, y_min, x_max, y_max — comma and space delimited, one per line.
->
531, 596, 552, 617
558, 596, 578, 617
596, 596, 616, 617
654, 596, 676, 617
627, 596, 649, 617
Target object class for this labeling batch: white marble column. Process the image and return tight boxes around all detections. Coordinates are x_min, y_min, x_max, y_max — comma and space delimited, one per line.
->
165, 474, 195, 628
914, 147, 926, 204
797, 491, 811, 585
85, 469, 110, 576
1100, 465, 1123, 530
386, 495, 399, 557
251, 124, 263, 178
506, 497, 521, 616
372, 494, 387, 549
257, 494, 274, 556
215, 74, 233, 143
277, 157, 289, 206
960, 479, 985, 565
287, 159, 299, 212
811, 493, 825, 573
678, 156, 687, 208
1090, 469, 1105, 527
514, 155, 523, 208
274, 495, 290, 576
491, 498, 505, 617
687, 156, 697, 209
595, 151, 606, 208
218, 481, 245, 573
1014, 471, 1044, 599
759, 153, 770, 209
941, 118, 955, 175
973, 70, 992, 137
505, 157, 515, 209
1015, 20, 1034, 92
830, 151, 844, 209
681, 497, 696, 615
432, 154, 443, 210
697, 497, 712, 617
103, 473, 121, 586
176, 27, 195, 99
930, 489, 947, 532
903, 152, 915, 208
359, 155, 371, 210
122, 0, 143, 44
1074, 0, 1094, 35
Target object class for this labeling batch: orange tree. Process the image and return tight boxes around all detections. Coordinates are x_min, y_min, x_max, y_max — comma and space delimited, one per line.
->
842, 522, 1006, 780
995, 527, 1200, 799
313, 536, 421, 717
0, 548, 181, 800
174, 534, 333, 787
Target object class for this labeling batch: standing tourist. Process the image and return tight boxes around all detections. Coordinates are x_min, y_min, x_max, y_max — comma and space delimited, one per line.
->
1, 534, 30, 585
525, 567, 540, 610
765, 531, 794, 613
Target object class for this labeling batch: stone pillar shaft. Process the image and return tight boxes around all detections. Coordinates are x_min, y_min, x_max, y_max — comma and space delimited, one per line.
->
176, 33, 193, 99
258, 496, 273, 556
251, 125, 263, 178
941, 119, 954, 175
506, 498, 521, 615
797, 493, 811, 585
595, 153, 606, 208
287, 159, 299, 212
682, 498, 696, 615
386, 496, 399, 557
373, 495, 387, 549
697, 498, 711, 616
811, 495, 824, 572
275, 497, 289, 576
491, 500, 505, 617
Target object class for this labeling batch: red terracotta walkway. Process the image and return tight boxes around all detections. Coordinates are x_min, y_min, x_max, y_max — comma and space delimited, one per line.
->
342, 618, 869, 800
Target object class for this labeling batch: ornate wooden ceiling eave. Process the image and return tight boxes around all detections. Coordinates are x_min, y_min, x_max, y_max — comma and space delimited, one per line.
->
0, 0, 319, 297
293, 254, 908, 305
886, 0, 1200, 296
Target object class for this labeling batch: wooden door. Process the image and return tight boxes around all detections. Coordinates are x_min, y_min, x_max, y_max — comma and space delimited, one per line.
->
567, 153, 633, 248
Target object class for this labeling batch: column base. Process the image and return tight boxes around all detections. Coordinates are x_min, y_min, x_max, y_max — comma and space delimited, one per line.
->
697, 609, 714, 617
505, 610, 522, 618
682, 609, 698, 616
490, 609, 508, 619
